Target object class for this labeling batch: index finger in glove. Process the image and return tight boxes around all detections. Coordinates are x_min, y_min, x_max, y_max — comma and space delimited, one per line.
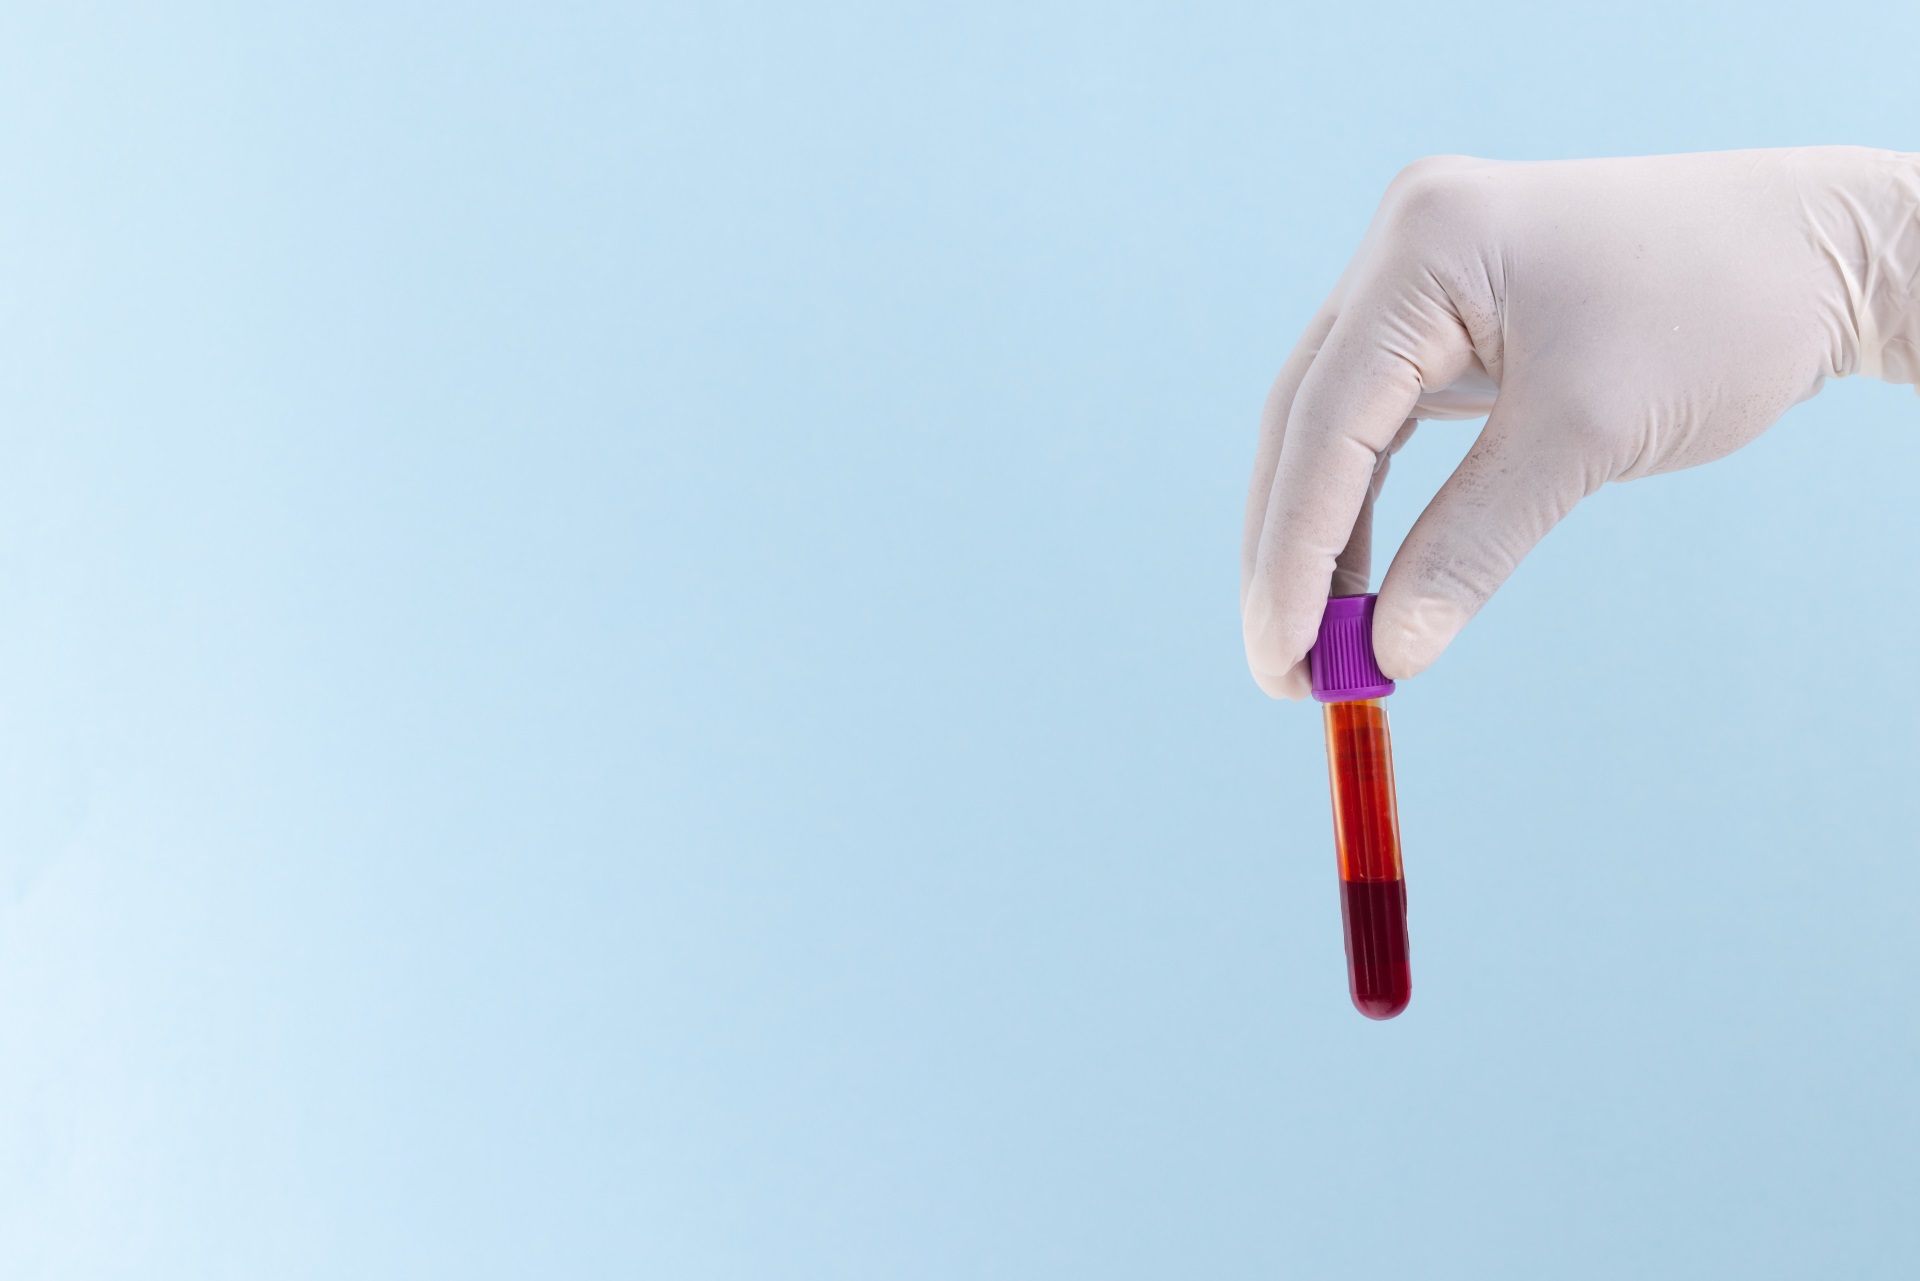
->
1243, 271, 1476, 697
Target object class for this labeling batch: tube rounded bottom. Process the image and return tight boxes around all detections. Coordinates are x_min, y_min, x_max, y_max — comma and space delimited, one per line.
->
1349, 969, 1411, 1020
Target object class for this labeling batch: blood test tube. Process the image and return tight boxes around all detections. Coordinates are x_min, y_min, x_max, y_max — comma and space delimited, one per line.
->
1308, 594, 1410, 1020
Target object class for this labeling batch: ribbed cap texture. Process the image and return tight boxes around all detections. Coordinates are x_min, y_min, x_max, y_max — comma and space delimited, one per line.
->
1309, 594, 1395, 703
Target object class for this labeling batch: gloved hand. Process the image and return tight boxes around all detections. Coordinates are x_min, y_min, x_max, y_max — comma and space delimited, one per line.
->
1241, 146, 1920, 699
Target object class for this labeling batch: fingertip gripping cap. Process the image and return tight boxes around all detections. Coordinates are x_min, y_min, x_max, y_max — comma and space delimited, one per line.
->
1309, 594, 1395, 703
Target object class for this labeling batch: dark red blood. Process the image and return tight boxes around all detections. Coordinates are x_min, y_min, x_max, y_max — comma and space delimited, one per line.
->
1340, 877, 1410, 1020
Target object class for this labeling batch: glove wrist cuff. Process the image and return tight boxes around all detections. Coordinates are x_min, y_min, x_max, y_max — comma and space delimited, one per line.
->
1845, 150, 1920, 386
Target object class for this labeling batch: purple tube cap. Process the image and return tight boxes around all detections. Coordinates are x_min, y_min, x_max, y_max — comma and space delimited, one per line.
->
1308, 594, 1396, 703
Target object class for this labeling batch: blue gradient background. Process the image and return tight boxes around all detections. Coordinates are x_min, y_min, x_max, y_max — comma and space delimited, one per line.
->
0, 2, 1916, 1276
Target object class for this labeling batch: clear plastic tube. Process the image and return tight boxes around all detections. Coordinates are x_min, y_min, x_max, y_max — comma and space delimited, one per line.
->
1323, 698, 1410, 1019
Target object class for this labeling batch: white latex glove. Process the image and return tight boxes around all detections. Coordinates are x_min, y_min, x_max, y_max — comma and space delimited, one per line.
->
1242, 146, 1920, 699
